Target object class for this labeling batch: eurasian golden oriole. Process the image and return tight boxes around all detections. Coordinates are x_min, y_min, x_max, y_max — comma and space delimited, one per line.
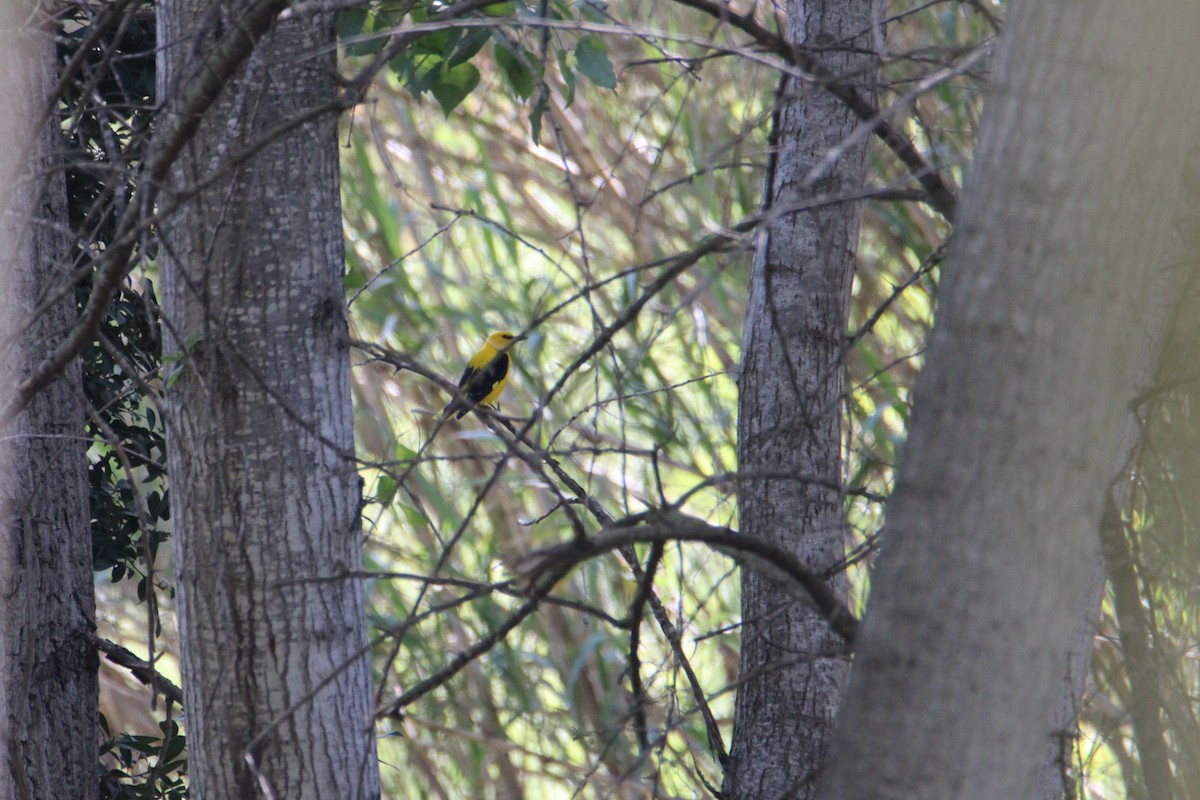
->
445, 331, 520, 419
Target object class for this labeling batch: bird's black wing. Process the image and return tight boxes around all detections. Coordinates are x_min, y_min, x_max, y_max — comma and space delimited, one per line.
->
446, 354, 509, 419
444, 364, 477, 419
463, 353, 509, 406
455, 364, 476, 389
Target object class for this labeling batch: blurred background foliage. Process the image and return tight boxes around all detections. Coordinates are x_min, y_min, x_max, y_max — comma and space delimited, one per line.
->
71, 0, 1200, 797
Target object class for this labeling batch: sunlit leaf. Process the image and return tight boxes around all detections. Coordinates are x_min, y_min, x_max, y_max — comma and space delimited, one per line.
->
432, 62, 481, 113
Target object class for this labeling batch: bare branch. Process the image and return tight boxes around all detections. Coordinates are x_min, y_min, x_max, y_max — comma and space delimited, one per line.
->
88, 633, 184, 709
513, 510, 860, 644
669, 0, 962, 219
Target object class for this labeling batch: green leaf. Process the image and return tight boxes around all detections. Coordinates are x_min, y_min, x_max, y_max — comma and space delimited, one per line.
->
432, 62, 481, 113
393, 51, 444, 95
577, 0, 609, 23
338, 8, 387, 57
397, 503, 429, 528
448, 27, 491, 67
337, 8, 368, 47
557, 48, 577, 107
575, 35, 616, 89
375, 474, 398, 506
482, 0, 519, 15
529, 91, 549, 143
413, 27, 456, 57
495, 42, 534, 99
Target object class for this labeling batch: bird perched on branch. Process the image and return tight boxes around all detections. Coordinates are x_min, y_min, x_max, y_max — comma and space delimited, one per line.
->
445, 331, 521, 420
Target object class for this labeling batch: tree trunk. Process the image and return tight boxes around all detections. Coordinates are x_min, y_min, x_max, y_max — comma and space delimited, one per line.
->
0, 4, 98, 798
815, 1, 1200, 797
158, 4, 381, 798
723, 2, 875, 797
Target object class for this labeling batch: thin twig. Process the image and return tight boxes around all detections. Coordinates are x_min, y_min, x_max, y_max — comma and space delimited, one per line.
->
669, 0, 962, 219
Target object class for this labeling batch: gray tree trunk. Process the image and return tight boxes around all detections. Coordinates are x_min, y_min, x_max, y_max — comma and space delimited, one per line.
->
158, 4, 381, 798
723, 1, 875, 797
0, 4, 97, 799
815, 1, 1200, 797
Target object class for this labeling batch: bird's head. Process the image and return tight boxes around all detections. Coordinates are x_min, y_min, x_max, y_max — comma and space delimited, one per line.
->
486, 331, 522, 350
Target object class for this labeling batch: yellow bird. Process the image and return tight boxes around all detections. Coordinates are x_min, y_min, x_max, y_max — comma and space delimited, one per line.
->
445, 331, 520, 420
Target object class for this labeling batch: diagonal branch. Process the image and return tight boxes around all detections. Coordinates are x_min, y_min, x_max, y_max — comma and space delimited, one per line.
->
88, 633, 184, 709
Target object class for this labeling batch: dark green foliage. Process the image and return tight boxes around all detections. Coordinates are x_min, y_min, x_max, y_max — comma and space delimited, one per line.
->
81, 276, 169, 592
338, 0, 617, 125
59, 3, 170, 588
494, 38, 535, 99
59, 5, 156, 249
59, 6, 185, 796
98, 715, 188, 800
385, 18, 494, 114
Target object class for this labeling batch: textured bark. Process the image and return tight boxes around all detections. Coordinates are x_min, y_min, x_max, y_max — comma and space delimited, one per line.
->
0, 4, 98, 799
158, 4, 381, 798
1031, 563, 1103, 800
815, 1, 1200, 798
723, 1, 874, 798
